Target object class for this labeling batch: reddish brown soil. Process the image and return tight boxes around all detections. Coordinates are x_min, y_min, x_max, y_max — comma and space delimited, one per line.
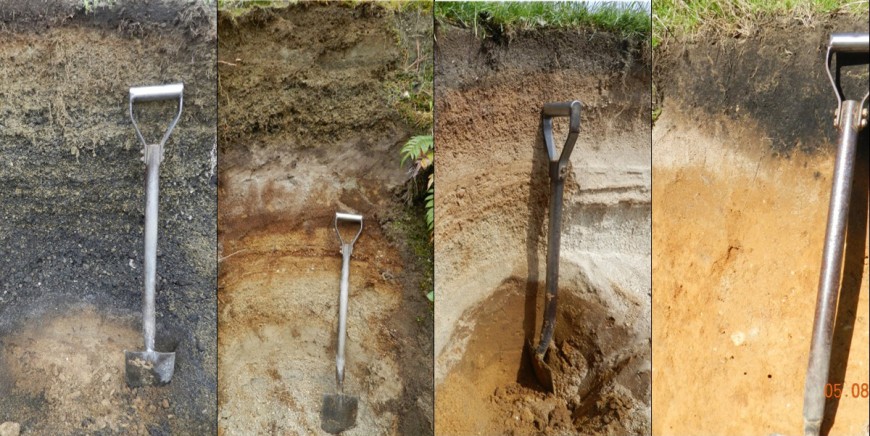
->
437, 278, 649, 436
653, 107, 869, 436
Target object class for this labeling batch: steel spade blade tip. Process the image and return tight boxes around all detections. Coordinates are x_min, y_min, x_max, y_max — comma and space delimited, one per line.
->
321, 394, 359, 434
526, 340, 555, 392
124, 350, 176, 387
531, 354, 555, 392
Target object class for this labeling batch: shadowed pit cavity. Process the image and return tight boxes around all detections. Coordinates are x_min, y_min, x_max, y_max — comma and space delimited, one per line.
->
436, 275, 650, 436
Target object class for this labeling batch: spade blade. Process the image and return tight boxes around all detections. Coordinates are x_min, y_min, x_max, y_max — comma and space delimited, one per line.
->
321, 394, 359, 434
124, 350, 175, 387
527, 340, 555, 392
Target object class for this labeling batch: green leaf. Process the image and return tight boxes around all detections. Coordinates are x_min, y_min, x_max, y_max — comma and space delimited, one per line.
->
400, 135, 433, 167
425, 186, 434, 233
426, 291, 434, 302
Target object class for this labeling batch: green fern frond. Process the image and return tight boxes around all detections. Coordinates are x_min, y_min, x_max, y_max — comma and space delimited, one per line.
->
400, 134, 433, 167
425, 185, 434, 233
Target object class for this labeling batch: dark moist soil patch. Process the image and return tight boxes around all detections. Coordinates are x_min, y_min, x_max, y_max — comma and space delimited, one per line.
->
0, 2, 217, 434
217, 3, 433, 435
654, 15, 869, 155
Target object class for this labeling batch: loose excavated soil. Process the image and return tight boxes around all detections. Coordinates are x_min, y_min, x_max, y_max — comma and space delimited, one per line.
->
653, 19, 869, 436
1, 308, 177, 433
217, 4, 433, 435
434, 25, 651, 435
437, 276, 648, 436
0, 1, 217, 434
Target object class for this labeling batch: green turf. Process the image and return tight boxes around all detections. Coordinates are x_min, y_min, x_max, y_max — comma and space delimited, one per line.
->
218, 0, 431, 14
654, 0, 868, 46
435, 1, 651, 38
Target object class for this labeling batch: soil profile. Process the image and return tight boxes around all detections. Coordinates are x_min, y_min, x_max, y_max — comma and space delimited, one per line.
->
217, 3, 434, 435
652, 17, 870, 436
434, 24, 652, 435
0, 1, 218, 434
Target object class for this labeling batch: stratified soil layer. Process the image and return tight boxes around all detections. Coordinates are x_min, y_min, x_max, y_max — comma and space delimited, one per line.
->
0, 1, 217, 434
652, 18, 869, 436
217, 3, 434, 435
434, 24, 651, 435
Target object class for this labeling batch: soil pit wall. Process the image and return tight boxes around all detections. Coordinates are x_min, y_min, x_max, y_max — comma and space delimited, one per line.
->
217, 4, 434, 435
0, 1, 217, 434
434, 26, 651, 435
652, 19, 870, 436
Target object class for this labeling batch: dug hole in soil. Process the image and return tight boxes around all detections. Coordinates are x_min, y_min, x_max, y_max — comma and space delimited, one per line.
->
434, 25, 651, 435
0, 1, 218, 434
217, 3, 434, 435
652, 17, 870, 436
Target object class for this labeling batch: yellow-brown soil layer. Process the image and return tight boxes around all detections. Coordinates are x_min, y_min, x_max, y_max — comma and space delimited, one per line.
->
652, 105, 869, 436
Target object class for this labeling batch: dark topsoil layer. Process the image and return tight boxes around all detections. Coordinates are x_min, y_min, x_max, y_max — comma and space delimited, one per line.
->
654, 15, 869, 155
436, 21, 650, 100
434, 23, 651, 164
218, 2, 429, 151
217, 3, 434, 435
0, 0, 214, 37
0, 0, 216, 433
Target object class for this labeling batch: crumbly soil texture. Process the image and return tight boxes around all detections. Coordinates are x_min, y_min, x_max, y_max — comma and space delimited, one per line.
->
0, 1, 217, 434
217, 3, 433, 435
434, 25, 651, 435
653, 17, 869, 436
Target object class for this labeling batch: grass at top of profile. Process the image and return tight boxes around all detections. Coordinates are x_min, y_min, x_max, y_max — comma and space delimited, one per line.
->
82, 0, 216, 11
218, 0, 431, 15
346, 0, 433, 12
654, 0, 868, 46
435, 1, 651, 38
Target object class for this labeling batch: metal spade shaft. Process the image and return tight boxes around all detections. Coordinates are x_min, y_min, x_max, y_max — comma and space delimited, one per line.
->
537, 157, 565, 355
333, 212, 362, 390
528, 101, 581, 391
321, 212, 363, 434
803, 33, 868, 436
336, 237, 352, 389
124, 83, 183, 387
538, 101, 580, 352
143, 143, 161, 353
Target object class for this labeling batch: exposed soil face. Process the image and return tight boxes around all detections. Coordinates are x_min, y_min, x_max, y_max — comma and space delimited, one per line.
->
434, 25, 651, 435
217, 4, 433, 435
653, 19, 869, 436
0, 1, 217, 434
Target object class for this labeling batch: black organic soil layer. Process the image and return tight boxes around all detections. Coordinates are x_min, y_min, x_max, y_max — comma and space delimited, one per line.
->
655, 16, 869, 155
